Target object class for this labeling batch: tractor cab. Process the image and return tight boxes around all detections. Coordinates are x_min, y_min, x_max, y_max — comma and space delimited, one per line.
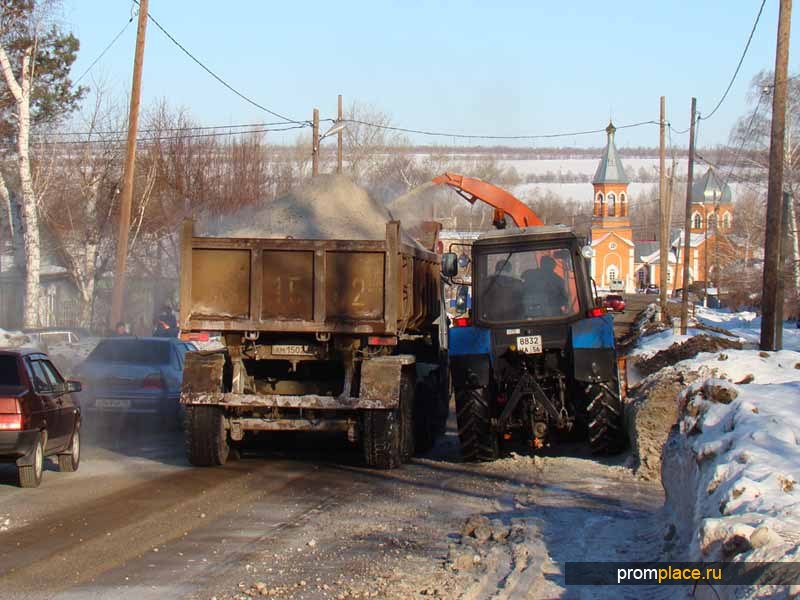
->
442, 225, 625, 457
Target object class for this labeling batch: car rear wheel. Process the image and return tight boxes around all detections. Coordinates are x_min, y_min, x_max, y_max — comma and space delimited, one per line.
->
58, 426, 81, 472
19, 436, 44, 488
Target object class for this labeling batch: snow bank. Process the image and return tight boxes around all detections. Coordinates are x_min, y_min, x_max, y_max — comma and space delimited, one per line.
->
640, 308, 800, 599
0, 327, 32, 349
0, 327, 98, 377
694, 305, 800, 352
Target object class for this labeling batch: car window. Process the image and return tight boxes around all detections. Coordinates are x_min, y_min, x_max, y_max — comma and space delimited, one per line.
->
0, 355, 21, 386
28, 360, 54, 393
40, 361, 64, 385
86, 339, 171, 365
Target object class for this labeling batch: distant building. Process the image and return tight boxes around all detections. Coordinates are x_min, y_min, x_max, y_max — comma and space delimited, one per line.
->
589, 122, 736, 294
589, 122, 635, 291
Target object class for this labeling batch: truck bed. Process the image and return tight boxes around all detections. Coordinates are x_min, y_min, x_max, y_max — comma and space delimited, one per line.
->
179, 220, 440, 335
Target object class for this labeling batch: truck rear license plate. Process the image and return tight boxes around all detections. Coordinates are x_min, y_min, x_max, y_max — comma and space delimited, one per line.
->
516, 335, 542, 354
271, 345, 313, 356
95, 398, 131, 409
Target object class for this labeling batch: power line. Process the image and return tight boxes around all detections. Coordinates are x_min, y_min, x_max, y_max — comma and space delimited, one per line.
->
700, 0, 767, 121
132, 0, 306, 125
6, 123, 307, 147
694, 90, 768, 197
339, 118, 659, 141
668, 123, 690, 135
73, 17, 135, 85
35, 118, 660, 144
40, 120, 294, 137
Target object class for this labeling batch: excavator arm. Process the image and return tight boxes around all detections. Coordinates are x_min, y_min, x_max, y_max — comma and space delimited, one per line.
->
431, 172, 544, 228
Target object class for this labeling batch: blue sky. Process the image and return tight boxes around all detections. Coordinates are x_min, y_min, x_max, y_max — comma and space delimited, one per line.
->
61, 1, 798, 148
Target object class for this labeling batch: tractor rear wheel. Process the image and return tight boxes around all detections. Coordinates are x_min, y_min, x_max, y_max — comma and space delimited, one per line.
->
455, 386, 499, 462
585, 377, 627, 454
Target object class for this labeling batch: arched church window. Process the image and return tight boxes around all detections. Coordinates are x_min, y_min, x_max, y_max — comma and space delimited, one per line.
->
723, 212, 731, 229
693, 213, 702, 230
596, 193, 604, 217
708, 213, 717, 229
619, 193, 626, 216
608, 193, 616, 217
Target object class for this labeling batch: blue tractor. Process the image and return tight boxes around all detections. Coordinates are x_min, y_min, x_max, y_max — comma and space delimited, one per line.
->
442, 225, 626, 459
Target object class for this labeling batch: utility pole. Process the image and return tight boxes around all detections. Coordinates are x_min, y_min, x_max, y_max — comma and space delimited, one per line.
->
668, 160, 678, 298
761, 0, 792, 351
337, 94, 343, 175
658, 96, 669, 323
110, 0, 149, 330
311, 108, 320, 177
776, 191, 791, 348
680, 97, 697, 335
703, 204, 709, 308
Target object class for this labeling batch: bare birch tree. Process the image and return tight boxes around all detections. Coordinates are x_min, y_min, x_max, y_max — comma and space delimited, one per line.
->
0, 1, 83, 327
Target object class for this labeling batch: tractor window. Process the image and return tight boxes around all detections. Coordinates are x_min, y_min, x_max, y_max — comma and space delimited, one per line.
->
477, 248, 580, 322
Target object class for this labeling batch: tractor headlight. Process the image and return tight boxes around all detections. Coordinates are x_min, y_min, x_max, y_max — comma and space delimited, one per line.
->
580, 245, 595, 259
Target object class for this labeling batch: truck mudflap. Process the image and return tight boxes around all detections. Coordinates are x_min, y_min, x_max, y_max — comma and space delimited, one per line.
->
181, 354, 415, 410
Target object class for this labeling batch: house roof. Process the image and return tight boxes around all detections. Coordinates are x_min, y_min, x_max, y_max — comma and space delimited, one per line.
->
592, 122, 629, 185
634, 241, 660, 261
691, 167, 732, 205
667, 228, 709, 249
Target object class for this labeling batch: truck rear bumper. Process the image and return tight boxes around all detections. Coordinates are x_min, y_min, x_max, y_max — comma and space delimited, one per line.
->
181, 354, 415, 411
181, 392, 397, 410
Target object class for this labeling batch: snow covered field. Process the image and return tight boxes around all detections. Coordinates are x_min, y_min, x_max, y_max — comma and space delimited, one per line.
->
635, 308, 800, 599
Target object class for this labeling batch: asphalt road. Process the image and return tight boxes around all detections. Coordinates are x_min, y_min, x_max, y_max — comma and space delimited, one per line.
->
0, 411, 670, 600
610, 293, 659, 341
0, 300, 666, 600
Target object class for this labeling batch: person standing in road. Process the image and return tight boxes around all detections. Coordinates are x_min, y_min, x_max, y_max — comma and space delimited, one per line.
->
153, 304, 178, 338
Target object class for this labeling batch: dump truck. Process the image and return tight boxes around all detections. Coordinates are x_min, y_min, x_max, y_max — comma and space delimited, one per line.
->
178, 218, 449, 469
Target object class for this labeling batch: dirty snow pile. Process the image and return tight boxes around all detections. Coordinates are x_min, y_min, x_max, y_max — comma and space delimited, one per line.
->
636, 308, 800, 599
0, 327, 98, 377
0, 327, 31, 349
197, 174, 424, 248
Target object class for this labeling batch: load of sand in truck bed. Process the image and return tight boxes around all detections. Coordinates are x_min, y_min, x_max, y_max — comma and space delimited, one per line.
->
197, 175, 425, 248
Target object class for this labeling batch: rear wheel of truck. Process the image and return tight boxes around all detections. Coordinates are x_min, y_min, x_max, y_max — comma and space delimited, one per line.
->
185, 406, 230, 466
586, 378, 627, 455
363, 409, 401, 469
455, 387, 499, 462
363, 368, 414, 469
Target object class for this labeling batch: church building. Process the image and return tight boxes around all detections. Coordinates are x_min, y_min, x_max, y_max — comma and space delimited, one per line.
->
589, 122, 735, 293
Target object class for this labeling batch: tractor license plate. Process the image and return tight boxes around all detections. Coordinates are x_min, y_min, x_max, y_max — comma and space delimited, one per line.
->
271, 344, 313, 356
516, 335, 543, 354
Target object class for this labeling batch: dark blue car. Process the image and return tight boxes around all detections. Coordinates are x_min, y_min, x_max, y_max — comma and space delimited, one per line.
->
76, 337, 196, 424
